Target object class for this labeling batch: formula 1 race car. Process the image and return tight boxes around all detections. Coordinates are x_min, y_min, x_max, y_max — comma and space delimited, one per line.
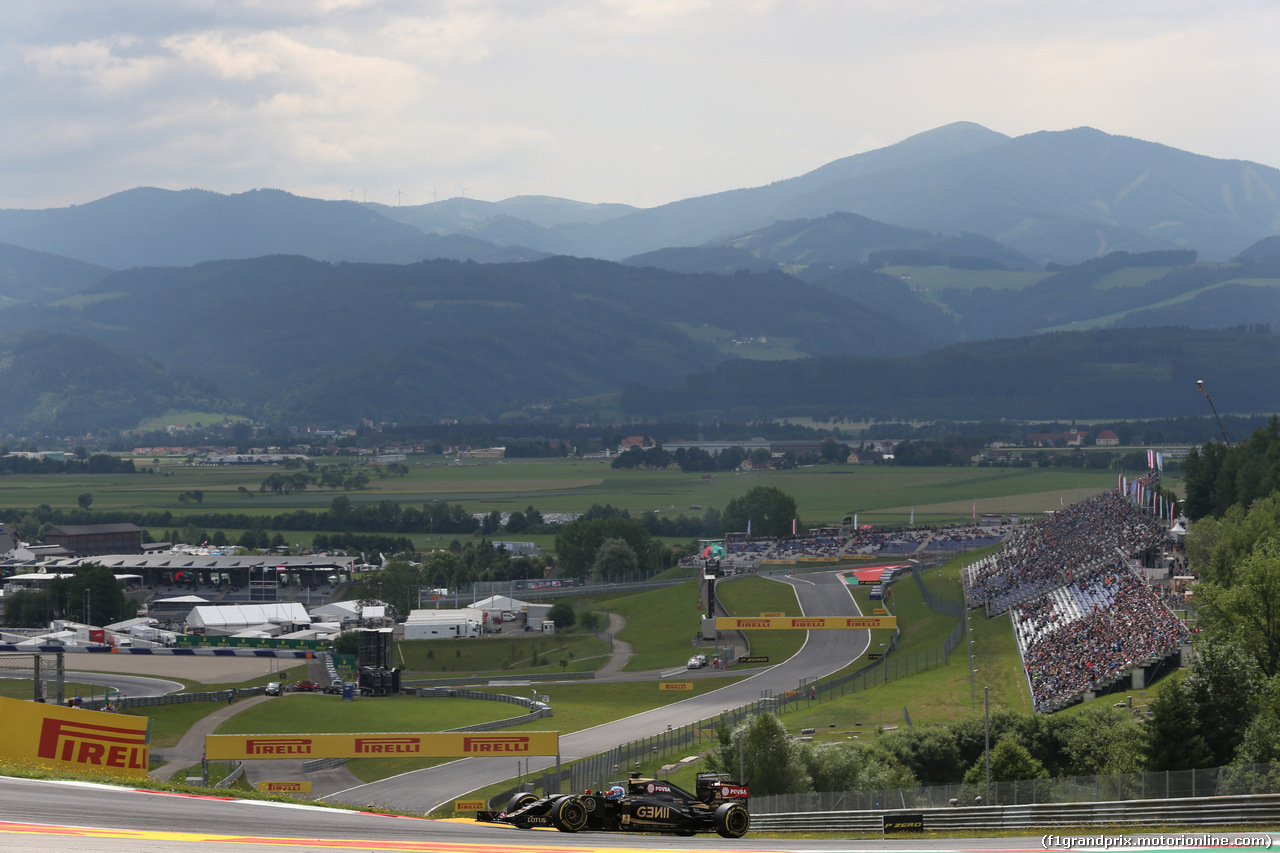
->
476, 772, 750, 838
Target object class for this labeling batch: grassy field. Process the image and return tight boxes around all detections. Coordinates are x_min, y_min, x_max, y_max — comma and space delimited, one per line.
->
876, 266, 1050, 292
2, 459, 1122, 541
592, 582, 707, 671
394, 632, 611, 677
672, 322, 808, 361
713, 575, 805, 665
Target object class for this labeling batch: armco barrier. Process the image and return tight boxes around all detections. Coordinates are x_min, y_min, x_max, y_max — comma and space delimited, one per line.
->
82, 685, 266, 711
214, 761, 245, 789
750, 793, 1280, 833
750, 762, 1279, 814
405, 672, 594, 687
415, 687, 552, 732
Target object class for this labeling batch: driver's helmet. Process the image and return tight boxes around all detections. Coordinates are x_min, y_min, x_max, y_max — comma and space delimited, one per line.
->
605, 785, 625, 800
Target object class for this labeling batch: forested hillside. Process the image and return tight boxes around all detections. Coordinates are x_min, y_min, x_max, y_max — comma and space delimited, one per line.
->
0, 332, 234, 434
0, 255, 920, 431
620, 326, 1280, 422
5, 245, 1280, 433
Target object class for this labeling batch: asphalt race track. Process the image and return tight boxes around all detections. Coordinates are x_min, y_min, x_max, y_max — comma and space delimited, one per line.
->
329, 571, 872, 813
0, 776, 1054, 853
3, 668, 183, 700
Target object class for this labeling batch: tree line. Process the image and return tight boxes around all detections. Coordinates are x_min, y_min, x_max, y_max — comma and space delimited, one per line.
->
3, 564, 131, 629
622, 325, 1280, 423
0, 453, 137, 475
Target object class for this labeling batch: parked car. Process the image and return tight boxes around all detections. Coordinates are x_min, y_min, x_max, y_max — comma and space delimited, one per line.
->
687, 654, 708, 669
294, 679, 316, 691
265, 682, 283, 696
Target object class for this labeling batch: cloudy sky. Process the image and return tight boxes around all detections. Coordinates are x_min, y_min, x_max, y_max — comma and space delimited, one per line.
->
4, 1, 1278, 210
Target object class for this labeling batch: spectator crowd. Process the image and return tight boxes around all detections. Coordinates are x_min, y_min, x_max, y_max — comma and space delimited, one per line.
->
1017, 568, 1186, 711
965, 480, 1166, 615
962, 473, 1183, 711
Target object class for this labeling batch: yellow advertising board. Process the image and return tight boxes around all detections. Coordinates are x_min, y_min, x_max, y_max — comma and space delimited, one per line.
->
659, 682, 693, 691
205, 731, 560, 760
760, 611, 785, 617
455, 800, 488, 812
716, 616, 896, 630
257, 780, 311, 794
0, 695, 150, 778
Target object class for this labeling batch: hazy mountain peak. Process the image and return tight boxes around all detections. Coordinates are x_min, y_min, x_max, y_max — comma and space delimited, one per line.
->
795, 121, 1011, 187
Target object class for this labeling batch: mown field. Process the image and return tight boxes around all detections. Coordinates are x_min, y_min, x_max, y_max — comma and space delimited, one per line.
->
2, 457, 1123, 549
395, 632, 611, 676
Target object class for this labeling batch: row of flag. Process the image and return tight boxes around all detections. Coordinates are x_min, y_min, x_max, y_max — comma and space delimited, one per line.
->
1118, 474, 1178, 524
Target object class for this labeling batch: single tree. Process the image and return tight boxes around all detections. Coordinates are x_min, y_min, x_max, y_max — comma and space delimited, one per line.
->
547, 601, 576, 629
1181, 641, 1261, 765
592, 537, 639, 581
722, 486, 799, 538
1196, 538, 1280, 678
963, 737, 1049, 784
1144, 679, 1213, 771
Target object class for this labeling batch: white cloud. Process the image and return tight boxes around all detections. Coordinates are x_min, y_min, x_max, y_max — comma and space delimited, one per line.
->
1, 1, 1278, 209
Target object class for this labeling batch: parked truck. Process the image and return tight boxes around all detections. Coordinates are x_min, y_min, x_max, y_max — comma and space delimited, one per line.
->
402, 609, 481, 640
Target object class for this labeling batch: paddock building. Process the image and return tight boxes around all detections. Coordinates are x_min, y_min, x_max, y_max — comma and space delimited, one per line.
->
14, 554, 356, 600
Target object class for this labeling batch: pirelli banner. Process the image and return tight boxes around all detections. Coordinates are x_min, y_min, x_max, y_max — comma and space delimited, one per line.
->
716, 616, 896, 630
205, 731, 560, 760
0, 695, 150, 778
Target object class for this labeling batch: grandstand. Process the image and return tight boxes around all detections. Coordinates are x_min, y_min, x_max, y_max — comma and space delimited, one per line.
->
697, 523, 1020, 569
962, 473, 1188, 713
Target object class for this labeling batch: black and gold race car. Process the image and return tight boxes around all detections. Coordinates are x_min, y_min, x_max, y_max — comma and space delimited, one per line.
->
476, 772, 750, 838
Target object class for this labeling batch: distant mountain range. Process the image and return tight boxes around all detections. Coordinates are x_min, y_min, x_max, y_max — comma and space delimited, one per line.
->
3, 122, 1280, 270
1, 122, 1280, 435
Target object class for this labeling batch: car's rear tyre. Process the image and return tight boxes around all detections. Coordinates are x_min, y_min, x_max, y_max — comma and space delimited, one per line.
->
551, 796, 588, 832
715, 802, 750, 838
506, 792, 537, 814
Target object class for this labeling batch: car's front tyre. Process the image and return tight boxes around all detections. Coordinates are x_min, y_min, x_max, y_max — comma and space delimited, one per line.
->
505, 792, 538, 815
551, 796, 588, 832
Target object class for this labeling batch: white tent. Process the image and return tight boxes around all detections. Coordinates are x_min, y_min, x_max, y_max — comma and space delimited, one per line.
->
187, 603, 310, 634
309, 600, 385, 622
473, 594, 526, 612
